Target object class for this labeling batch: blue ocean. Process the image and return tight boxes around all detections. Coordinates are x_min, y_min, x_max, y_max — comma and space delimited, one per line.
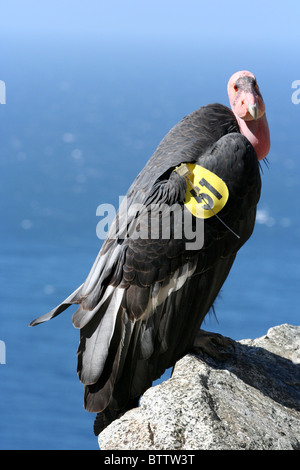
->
0, 34, 299, 450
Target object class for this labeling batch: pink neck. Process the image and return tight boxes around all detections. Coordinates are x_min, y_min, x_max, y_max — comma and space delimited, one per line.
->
234, 113, 270, 161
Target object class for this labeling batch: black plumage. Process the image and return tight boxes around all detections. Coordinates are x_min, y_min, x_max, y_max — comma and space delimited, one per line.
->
30, 102, 261, 433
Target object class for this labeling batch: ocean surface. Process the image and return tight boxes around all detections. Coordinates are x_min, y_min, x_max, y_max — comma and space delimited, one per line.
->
0, 35, 299, 449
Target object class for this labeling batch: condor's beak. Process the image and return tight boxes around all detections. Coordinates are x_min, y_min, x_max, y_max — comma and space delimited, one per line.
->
247, 102, 259, 120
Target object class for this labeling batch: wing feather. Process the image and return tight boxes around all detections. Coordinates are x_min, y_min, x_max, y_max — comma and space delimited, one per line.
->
77, 287, 125, 385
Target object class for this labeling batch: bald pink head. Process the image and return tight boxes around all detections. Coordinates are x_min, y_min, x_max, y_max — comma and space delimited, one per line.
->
227, 71, 270, 160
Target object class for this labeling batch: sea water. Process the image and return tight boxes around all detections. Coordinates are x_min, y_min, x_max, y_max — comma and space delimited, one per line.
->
0, 35, 299, 449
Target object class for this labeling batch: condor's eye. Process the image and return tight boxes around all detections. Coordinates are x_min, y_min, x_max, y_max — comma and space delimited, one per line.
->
233, 84, 238, 92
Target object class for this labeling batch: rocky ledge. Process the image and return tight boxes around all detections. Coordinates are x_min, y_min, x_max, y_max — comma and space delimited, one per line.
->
98, 324, 300, 450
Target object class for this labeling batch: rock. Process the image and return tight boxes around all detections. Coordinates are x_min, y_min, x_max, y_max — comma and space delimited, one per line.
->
98, 324, 300, 450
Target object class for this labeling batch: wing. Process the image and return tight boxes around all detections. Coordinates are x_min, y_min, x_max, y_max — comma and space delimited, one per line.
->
30, 103, 238, 328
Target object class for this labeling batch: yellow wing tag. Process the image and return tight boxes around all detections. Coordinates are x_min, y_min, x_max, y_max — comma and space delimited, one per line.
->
175, 163, 229, 219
